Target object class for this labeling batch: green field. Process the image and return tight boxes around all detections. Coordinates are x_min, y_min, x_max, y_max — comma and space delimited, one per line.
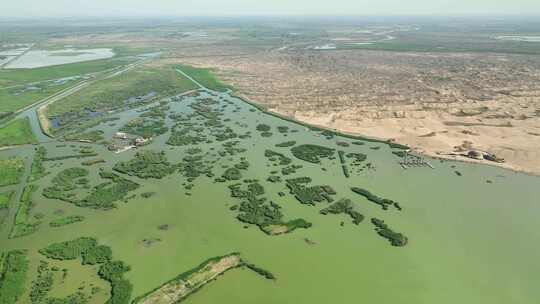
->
0, 81, 78, 114
0, 158, 25, 187
177, 65, 233, 92
0, 118, 37, 147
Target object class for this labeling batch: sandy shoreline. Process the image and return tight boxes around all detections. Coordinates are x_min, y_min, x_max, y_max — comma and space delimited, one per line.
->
262, 103, 540, 176
172, 48, 540, 177
232, 91, 540, 176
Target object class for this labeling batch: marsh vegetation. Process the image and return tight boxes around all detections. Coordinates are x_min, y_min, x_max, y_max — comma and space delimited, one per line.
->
1, 24, 538, 303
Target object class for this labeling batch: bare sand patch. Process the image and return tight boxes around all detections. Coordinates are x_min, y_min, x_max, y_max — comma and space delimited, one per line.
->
172, 50, 540, 174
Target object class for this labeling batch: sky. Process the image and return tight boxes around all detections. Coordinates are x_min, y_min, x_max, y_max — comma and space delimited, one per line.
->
1, 0, 540, 18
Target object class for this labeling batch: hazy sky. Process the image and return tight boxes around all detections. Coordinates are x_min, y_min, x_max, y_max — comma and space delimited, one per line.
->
1, 0, 540, 18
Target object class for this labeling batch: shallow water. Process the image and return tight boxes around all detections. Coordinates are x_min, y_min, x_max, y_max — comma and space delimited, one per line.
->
1, 88, 539, 304
4, 48, 114, 69
494, 35, 540, 42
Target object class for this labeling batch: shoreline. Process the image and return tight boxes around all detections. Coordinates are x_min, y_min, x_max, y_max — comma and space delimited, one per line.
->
231, 93, 408, 149
233, 93, 540, 177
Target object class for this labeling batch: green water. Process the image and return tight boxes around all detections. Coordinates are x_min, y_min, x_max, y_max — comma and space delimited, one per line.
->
1, 89, 539, 304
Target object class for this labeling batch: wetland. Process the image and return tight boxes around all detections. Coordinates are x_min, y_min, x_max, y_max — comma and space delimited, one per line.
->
1, 62, 539, 304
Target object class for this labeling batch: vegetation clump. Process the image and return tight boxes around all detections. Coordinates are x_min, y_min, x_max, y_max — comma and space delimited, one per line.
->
275, 141, 296, 147
52, 167, 89, 191
264, 150, 292, 165
286, 177, 336, 205
29, 261, 54, 304
350, 187, 401, 210
121, 118, 168, 139
43, 152, 98, 162
140, 192, 156, 199
178, 155, 213, 184
371, 218, 408, 247
267, 175, 282, 183
28, 147, 49, 182
281, 164, 303, 175
44, 169, 139, 210
222, 168, 242, 181
167, 128, 207, 146
388, 142, 409, 150
114, 150, 175, 179
341, 165, 350, 178
0, 158, 25, 187
256, 124, 271, 132
320, 199, 364, 225
98, 261, 132, 304
0, 250, 29, 304
291, 144, 335, 163
320, 130, 335, 139
346, 152, 367, 163
82, 158, 106, 166
39, 237, 98, 260
38, 237, 132, 304
0, 191, 13, 209
234, 160, 250, 170
229, 182, 311, 235
10, 184, 40, 238
49, 215, 85, 227
80, 171, 139, 209
244, 263, 275, 280
42, 167, 89, 203
64, 130, 104, 143
392, 150, 407, 158
277, 126, 289, 133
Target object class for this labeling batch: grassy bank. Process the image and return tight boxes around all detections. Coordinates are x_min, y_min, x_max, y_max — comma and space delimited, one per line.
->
0, 117, 37, 147
177, 64, 233, 92
233, 94, 408, 150
47, 65, 198, 133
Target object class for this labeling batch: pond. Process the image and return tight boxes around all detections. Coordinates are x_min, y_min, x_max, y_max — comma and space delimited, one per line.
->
4, 48, 115, 69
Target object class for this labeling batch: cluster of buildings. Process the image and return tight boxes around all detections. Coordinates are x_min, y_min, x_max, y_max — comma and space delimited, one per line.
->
108, 132, 150, 153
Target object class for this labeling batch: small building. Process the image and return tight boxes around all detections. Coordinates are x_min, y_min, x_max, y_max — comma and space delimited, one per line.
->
114, 132, 128, 140
135, 137, 150, 146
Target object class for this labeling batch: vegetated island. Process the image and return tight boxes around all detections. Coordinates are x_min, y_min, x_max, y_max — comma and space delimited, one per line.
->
350, 187, 402, 211
320, 198, 364, 225
38, 237, 132, 304
133, 252, 274, 304
228, 182, 312, 235
371, 218, 408, 247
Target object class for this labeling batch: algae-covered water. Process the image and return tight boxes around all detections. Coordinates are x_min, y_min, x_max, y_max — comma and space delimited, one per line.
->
1, 88, 539, 304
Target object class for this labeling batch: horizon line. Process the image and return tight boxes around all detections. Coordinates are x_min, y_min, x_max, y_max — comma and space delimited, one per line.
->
2, 13, 540, 21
